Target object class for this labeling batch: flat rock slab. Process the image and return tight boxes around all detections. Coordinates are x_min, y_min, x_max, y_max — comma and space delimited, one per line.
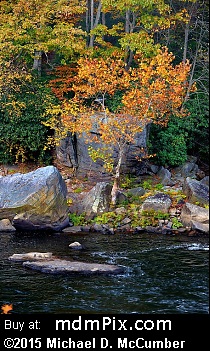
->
22, 259, 123, 275
9, 252, 53, 261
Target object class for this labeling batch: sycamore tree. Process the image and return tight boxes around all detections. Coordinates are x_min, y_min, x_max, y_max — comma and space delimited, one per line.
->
48, 49, 192, 204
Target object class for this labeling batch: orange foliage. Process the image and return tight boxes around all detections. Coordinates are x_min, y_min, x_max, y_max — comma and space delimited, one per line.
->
1, 304, 13, 314
48, 48, 192, 202
49, 65, 78, 101
123, 48, 191, 126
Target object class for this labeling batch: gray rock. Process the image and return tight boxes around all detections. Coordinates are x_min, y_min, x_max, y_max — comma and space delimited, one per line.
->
9, 252, 53, 261
0, 219, 16, 232
156, 167, 175, 186
121, 217, 132, 225
145, 226, 161, 234
180, 202, 209, 230
101, 225, 115, 235
69, 242, 84, 250
22, 259, 123, 275
191, 221, 209, 234
180, 162, 199, 177
200, 176, 209, 187
76, 182, 112, 217
92, 223, 104, 232
141, 193, 172, 213
0, 166, 69, 231
116, 191, 127, 205
56, 134, 78, 168
115, 207, 127, 215
149, 164, 160, 174
56, 115, 149, 175
182, 177, 209, 206
62, 226, 83, 234
128, 187, 145, 197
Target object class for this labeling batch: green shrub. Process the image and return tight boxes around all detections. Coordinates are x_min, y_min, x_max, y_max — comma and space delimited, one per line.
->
93, 212, 125, 227
0, 77, 57, 164
171, 217, 183, 229
69, 213, 86, 226
148, 121, 188, 167
142, 180, 153, 190
73, 187, 83, 193
154, 183, 164, 191
148, 94, 209, 167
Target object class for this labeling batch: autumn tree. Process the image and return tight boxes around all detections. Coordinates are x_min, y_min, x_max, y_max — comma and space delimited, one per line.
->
0, 0, 87, 76
89, 0, 195, 68
150, 0, 209, 166
0, 0, 87, 163
49, 49, 191, 204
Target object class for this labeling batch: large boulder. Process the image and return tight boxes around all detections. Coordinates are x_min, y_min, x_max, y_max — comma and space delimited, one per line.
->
180, 202, 209, 233
182, 177, 209, 206
0, 166, 69, 231
156, 167, 175, 186
73, 182, 112, 218
180, 161, 199, 177
141, 193, 172, 213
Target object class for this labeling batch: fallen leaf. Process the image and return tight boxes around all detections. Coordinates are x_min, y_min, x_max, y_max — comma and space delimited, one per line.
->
1, 304, 13, 314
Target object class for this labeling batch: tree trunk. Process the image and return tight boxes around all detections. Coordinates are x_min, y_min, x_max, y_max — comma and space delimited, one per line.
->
102, 11, 106, 41
124, 10, 136, 70
32, 50, 42, 76
183, 21, 190, 63
89, 0, 102, 47
111, 148, 123, 205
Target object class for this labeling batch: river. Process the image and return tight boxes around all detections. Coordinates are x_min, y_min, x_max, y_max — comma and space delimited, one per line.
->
0, 231, 209, 314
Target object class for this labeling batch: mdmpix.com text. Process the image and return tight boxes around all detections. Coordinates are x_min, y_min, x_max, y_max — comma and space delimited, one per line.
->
55, 317, 172, 331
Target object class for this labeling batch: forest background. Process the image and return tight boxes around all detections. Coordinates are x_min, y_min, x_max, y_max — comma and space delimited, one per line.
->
0, 0, 209, 178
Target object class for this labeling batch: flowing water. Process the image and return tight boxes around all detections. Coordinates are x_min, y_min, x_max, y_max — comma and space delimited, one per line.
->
0, 231, 209, 314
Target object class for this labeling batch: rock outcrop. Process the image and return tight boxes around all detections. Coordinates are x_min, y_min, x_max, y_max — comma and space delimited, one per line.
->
0, 166, 69, 231
56, 115, 149, 175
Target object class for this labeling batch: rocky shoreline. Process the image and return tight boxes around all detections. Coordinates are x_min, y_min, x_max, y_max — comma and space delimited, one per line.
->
0, 158, 209, 236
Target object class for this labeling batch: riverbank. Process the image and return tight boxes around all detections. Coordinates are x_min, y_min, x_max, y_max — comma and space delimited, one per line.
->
0, 160, 209, 235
